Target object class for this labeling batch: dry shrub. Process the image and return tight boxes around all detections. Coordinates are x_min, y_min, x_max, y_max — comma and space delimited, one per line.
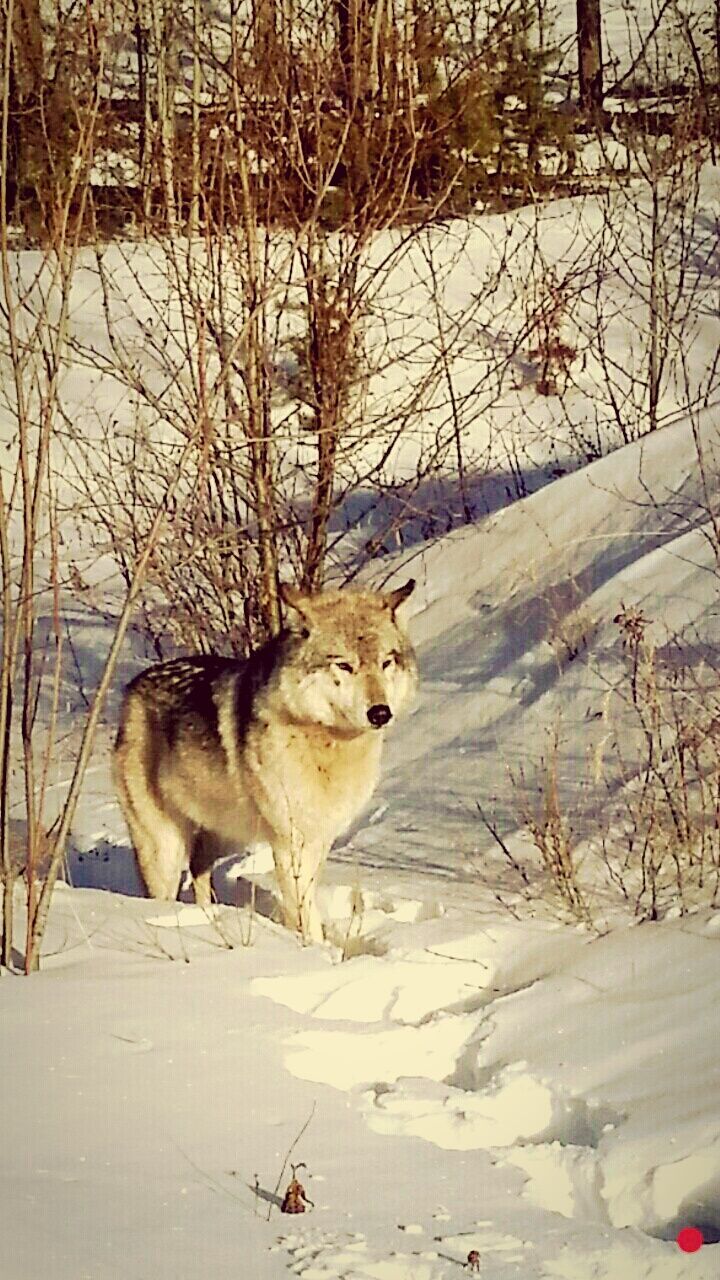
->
512, 736, 594, 926
496, 609, 720, 926
601, 607, 720, 919
525, 267, 578, 397
549, 603, 599, 668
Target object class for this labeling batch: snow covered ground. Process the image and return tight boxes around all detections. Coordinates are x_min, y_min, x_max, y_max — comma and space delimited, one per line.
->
1, 163, 720, 1277
4, 403, 720, 1275
3, 876, 720, 1278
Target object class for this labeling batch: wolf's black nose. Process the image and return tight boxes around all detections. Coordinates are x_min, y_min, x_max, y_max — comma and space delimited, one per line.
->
367, 703, 392, 728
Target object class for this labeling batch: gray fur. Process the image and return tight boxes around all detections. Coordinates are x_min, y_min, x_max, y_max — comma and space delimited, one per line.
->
113, 582, 417, 942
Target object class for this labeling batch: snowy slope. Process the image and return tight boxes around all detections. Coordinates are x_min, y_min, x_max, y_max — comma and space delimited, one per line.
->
347, 401, 720, 896
5, 167, 717, 581
2, 166, 720, 1280
3, 395, 720, 1278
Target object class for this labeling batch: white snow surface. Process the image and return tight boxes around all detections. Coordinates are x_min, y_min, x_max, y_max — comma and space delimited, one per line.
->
2, 172, 720, 1277
3, 888, 720, 1278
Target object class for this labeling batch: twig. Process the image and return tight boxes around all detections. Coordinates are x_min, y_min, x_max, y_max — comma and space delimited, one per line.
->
267, 1101, 317, 1221
476, 802, 531, 887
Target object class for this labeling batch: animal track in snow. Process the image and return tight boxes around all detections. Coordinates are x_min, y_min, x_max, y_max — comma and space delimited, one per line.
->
277, 1230, 448, 1280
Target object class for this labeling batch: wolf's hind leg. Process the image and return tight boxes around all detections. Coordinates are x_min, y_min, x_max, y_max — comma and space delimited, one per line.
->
132, 817, 188, 901
189, 830, 219, 908
118, 795, 188, 900
113, 708, 189, 901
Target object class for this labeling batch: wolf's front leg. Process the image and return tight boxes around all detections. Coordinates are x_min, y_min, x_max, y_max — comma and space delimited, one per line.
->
272, 840, 326, 944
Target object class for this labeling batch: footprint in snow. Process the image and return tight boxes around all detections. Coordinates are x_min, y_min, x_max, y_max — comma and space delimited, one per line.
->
279, 1228, 450, 1279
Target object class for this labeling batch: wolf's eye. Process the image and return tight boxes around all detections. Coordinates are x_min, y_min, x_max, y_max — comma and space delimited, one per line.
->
333, 661, 354, 674
382, 654, 396, 670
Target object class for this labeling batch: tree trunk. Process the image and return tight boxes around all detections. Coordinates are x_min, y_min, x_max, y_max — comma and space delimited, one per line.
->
7, 0, 44, 225
132, 0, 152, 228
577, 0, 603, 117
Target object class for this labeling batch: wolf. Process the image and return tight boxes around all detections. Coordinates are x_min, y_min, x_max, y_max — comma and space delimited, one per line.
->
113, 579, 417, 942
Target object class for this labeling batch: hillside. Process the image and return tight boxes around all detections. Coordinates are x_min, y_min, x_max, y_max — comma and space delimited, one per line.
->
1, 153, 719, 1280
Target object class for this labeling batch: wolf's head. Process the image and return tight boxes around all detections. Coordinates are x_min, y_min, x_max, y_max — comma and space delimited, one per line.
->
275, 580, 418, 736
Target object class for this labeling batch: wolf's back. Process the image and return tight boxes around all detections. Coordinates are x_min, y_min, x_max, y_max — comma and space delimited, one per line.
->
116, 637, 285, 751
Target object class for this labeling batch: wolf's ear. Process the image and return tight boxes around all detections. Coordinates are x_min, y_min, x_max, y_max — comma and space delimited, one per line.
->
279, 582, 314, 635
384, 578, 415, 614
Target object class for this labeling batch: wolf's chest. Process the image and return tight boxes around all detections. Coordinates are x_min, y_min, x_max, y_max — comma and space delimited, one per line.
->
245, 723, 382, 837
303, 734, 376, 794
277, 728, 378, 792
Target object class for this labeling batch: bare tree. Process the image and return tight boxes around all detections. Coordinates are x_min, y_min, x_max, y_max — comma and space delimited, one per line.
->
0, 0, 212, 972
63, 0, 562, 661
577, 0, 603, 117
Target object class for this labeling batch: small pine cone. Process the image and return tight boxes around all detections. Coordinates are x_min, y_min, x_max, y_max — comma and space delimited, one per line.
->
281, 1178, 307, 1214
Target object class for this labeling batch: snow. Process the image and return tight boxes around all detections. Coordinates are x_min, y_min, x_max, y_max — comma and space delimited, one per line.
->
1, 152, 720, 1280
251, 910, 720, 1241
4, 884, 720, 1276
